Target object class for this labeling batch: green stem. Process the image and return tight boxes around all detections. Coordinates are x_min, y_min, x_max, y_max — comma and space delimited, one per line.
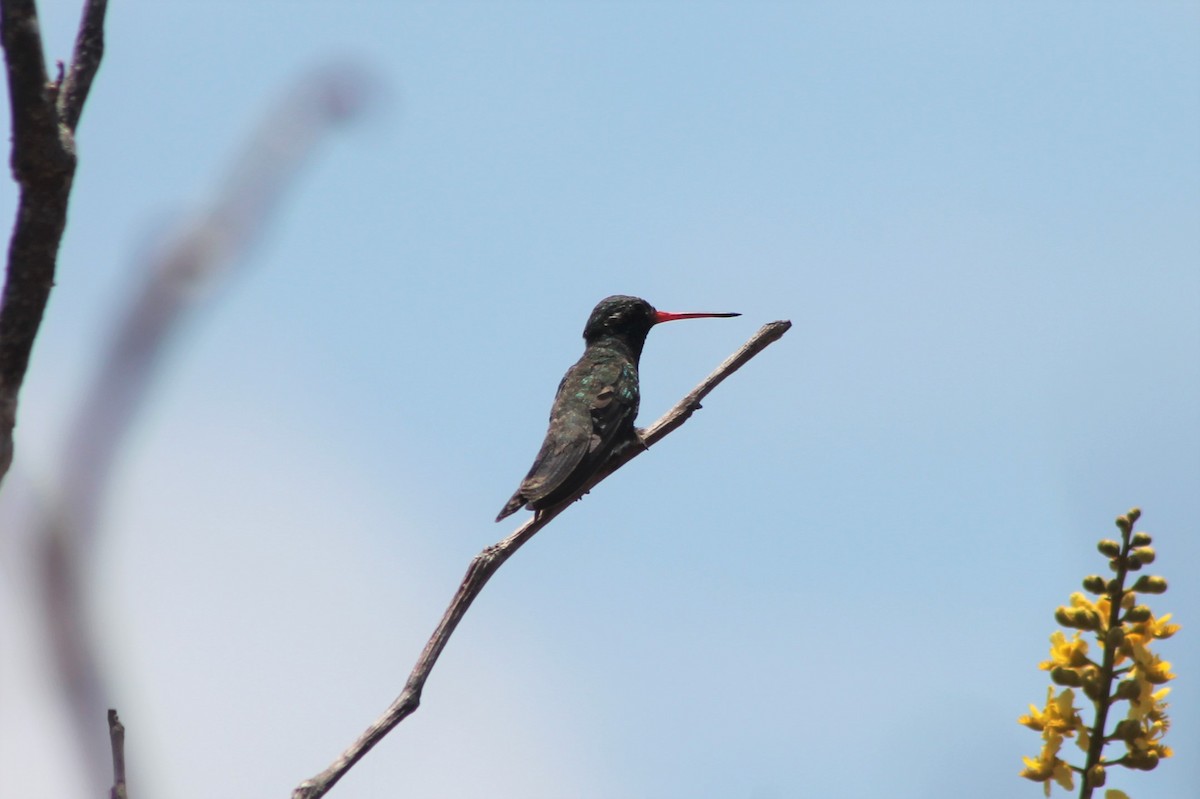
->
1078, 524, 1132, 799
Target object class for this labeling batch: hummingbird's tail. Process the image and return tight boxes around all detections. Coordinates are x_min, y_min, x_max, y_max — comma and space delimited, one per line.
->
495, 492, 526, 522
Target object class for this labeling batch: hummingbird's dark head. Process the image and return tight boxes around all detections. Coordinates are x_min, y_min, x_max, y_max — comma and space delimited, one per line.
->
582, 295, 658, 344
581, 295, 741, 359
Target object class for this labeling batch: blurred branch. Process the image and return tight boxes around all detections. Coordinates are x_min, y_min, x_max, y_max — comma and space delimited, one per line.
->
61, 62, 375, 538
107, 709, 127, 799
0, 0, 108, 485
293, 319, 792, 799
31, 64, 376, 788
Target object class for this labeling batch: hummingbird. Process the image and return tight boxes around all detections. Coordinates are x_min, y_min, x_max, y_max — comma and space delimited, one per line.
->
496, 295, 739, 522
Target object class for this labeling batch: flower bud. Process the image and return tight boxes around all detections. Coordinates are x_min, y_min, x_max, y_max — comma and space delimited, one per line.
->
1050, 667, 1083, 686
1125, 605, 1152, 623
1114, 679, 1141, 701
1111, 719, 1142, 741
1116, 508, 1141, 534
1132, 575, 1168, 594
1086, 764, 1106, 787
1131, 531, 1152, 547
1098, 539, 1122, 557
1126, 750, 1160, 771
1131, 546, 1156, 565
1082, 574, 1107, 594
1126, 556, 1144, 572
1146, 666, 1174, 685
1106, 627, 1125, 648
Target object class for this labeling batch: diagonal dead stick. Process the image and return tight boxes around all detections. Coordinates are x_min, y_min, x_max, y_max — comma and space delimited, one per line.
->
292, 319, 792, 799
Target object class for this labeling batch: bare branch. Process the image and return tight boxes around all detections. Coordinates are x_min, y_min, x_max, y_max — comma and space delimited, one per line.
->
58, 0, 108, 131
607, 319, 792, 467
292, 320, 792, 799
0, 0, 108, 484
1, 0, 56, 165
107, 709, 127, 799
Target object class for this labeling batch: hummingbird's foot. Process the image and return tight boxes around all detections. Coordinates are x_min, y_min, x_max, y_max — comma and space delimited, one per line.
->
611, 432, 648, 459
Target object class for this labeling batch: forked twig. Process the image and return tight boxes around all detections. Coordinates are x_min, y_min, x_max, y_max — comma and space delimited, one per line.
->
0, 0, 108, 484
292, 319, 791, 799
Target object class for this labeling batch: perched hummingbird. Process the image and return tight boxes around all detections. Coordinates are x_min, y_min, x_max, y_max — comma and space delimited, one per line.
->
496, 295, 739, 522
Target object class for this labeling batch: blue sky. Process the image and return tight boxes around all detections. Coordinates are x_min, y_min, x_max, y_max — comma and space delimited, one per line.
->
2, 2, 1198, 798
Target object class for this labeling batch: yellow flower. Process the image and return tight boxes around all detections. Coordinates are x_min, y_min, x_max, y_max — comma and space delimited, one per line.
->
1124, 636, 1176, 685
1127, 714, 1174, 763
1127, 681, 1171, 723
1039, 631, 1091, 670
1128, 611, 1180, 642
1020, 731, 1075, 795
1067, 592, 1109, 632
1141, 655, 1176, 685
1021, 514, 1177, 795
1019, 687, 1085, 737
1119, 680, 1174, 766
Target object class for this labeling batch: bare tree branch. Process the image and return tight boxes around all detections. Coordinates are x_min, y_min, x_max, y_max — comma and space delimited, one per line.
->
0, 0, 107, 485
58, 0, 107, 131
107, 709, 127, 799
1, 0, 57, 159
292, 319, 792, 799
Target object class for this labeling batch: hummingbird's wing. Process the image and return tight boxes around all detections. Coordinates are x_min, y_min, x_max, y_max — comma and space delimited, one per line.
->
497, 356, 638, 520
513, 404, 593, 501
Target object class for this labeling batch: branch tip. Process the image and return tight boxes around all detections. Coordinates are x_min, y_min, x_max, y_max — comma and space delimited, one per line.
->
107, 708, 127, 799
